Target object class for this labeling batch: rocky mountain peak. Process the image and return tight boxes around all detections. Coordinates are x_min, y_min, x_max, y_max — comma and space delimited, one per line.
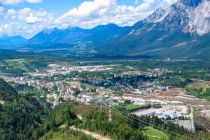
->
144, 7, 166, 23
179, 0, 202, 7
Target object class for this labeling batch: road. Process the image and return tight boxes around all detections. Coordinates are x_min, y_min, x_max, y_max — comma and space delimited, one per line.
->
189, 105, 195, 132
70, 126, 112, 140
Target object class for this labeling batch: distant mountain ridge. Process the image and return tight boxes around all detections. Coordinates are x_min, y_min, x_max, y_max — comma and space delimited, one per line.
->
0, 35, 27, 48
1, 0, 210, 60
28, 24, 130, 46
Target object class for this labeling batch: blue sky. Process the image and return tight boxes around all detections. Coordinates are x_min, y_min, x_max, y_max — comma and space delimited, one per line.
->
0, 0, 177, 38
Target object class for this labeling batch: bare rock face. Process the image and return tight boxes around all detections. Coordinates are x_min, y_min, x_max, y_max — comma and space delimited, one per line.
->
188, 0, 210, 35
179, 0, 202, 7
144, 7, 166, 23
140, 0, 210, 35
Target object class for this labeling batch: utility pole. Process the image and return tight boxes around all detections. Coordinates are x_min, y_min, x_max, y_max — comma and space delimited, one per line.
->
108, 104, 112, 123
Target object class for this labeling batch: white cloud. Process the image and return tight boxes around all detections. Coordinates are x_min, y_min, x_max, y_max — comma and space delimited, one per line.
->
5, 8, 54, 24
1, 7, 55, 37
7, 9, 16, 15
161, 0, 178, 8
25, 0, 42, 3
0, 6, 4, 13
5, 9, 17, 19
57, 0, 157, 28
0, 21, 54, 38
163, 0, 178, 5
0, 0, 42, 5
0, 0, 22, 5
18, 8, 53, 24
60, 0, 116, 18
0, 23, 27, 36
0, 0, 178, 37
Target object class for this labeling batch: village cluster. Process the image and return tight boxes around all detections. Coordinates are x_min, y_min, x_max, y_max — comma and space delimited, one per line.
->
1, 63, 210, 132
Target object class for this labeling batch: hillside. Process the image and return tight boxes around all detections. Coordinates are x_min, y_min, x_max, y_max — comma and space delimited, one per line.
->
0, 79, 18, 101
0, 80, 96, 140
0, 79, 48, 140
0, 35, 27, 49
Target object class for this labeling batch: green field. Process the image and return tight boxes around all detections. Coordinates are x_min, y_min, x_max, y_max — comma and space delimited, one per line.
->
143, 127, 168, 140
5, 59, 27, 69
125, 104, 141, 111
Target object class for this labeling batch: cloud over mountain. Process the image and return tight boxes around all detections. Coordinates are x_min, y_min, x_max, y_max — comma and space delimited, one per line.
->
57, 0, 159, 28
0, 0, 177, 37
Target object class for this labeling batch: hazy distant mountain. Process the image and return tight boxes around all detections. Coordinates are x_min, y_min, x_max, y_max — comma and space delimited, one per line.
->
28, 24, 130, 46
0, 35, 27, 48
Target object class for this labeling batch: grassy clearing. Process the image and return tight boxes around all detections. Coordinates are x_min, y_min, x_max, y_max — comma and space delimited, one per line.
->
5, 59, 26, 67
187, 82, 209, 90
4, 59, 28, 72
125, 104, 141, 112
143, 127, 168, 140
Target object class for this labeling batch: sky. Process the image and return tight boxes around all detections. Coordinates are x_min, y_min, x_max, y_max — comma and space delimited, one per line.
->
0, 0, 178, 38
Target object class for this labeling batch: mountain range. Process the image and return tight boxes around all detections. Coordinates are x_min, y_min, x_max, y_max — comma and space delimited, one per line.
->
0, 0, 210, 59
0, 35, 27, 48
